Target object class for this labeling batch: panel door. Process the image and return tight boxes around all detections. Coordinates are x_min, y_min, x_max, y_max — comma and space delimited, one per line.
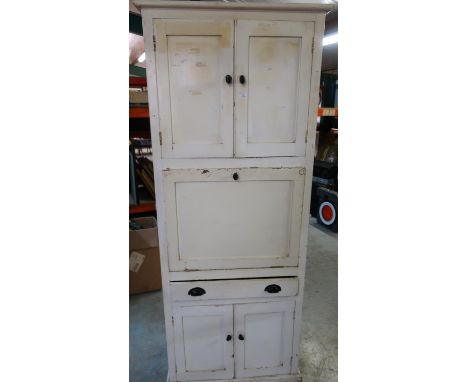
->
234, 20, 314, 157
234, 300, 295, 378
173, 305, 234, 381
164, 167, 305, 271
154, 19, 234, 158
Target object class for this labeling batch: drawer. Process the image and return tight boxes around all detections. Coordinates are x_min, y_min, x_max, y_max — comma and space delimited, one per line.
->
170, 278, 298, 302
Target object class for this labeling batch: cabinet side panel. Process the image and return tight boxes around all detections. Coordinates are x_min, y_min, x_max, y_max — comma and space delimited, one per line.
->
290, 14, 327, 374
141, 10, 177, 382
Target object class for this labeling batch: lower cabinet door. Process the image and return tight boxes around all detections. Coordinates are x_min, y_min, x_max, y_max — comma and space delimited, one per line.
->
234, 300, 295, 378
173, 305, 234, 381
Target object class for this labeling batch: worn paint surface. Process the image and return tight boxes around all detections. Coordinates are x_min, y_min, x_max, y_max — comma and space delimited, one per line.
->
234, 20, 314, 157
163, 168, 305, 271
154, 19, 234, 158
139, 6, 328, 382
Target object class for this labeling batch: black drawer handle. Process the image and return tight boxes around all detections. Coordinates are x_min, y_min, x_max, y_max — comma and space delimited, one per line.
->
188, 287, 206, 297
226, 335, 232, 341
239, 75, 246, 84
238, 334, 244, 341
265, 284, 282, 294
233, 172, 239, 181
225, 74, 232, 84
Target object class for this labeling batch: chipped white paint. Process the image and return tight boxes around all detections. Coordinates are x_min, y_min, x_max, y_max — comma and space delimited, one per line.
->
137, 1, 333, 380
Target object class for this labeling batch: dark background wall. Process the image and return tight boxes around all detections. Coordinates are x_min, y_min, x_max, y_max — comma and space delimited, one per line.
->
322, 10, 338, 72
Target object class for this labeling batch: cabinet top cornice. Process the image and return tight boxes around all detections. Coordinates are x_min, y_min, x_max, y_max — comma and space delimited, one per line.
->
133, 0, 337, 12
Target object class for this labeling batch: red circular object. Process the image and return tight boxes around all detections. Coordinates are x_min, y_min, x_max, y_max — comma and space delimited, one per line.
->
321, 204, 334, 222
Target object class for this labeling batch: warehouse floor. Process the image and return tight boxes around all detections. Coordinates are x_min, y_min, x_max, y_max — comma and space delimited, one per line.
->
130, 218, 338, 382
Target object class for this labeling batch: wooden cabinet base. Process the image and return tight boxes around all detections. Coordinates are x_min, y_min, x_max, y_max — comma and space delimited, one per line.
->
166, 374, 302, 382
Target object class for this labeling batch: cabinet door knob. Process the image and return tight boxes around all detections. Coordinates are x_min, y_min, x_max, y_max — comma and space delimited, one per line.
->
226, 335, 232, 341
188, 287, 206, 297
239, 75, 246, 84
233, 172, 239, 181
238, 334, 244, 341
225, 74, 232, 84
265, 284, 282, 293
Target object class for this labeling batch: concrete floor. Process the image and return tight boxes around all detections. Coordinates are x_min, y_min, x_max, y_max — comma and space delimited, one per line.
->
130, 219, 337, 382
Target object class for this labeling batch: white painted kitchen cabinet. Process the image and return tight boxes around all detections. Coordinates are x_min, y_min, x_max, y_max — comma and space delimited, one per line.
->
134, 1, 336, 381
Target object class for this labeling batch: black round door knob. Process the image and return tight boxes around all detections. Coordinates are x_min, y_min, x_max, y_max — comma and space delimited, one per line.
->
238, 334, 244, 341
225, 74, 232, 84
226, 335, 232, 341
233, 172, 239, 181
239, 75, 246, 84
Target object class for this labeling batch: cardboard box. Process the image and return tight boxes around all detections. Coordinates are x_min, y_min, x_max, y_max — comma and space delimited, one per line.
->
129, 217, 162, 294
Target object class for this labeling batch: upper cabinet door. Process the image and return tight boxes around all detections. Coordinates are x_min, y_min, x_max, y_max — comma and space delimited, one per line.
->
154, 20, 234, 158
234, 20, 314, 157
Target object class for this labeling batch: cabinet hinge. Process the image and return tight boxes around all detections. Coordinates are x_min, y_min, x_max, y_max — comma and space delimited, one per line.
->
312, 36, 315, 54
159, 131, 162, 145
171, 316, 174, 325
305, 130, 308, 143
153, 35, 157, 51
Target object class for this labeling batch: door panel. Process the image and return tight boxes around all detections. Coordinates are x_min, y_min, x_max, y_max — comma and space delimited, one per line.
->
235, 20, 314, 157
164, 168, 305, 271
173, 305, 234, 381
154, 19, 234, 158
247, 37, 301, 144
234, 300, 295, 378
